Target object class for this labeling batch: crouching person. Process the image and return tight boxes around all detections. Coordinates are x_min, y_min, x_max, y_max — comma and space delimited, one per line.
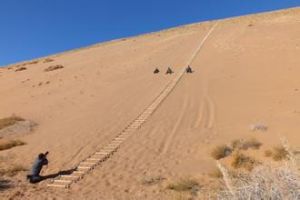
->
27, 152, 49, 183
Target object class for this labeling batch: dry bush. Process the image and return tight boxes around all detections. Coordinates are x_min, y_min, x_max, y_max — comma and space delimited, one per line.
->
0, 164, 27, 177
209, 168, 223, 179
232, 152, 260, 171
167, 178, 200, 192
250, 123, 268, 132
216, 165, 300, 200
0, 116, 25, 130
141, 176, 165, 186
0, 140, 26, 151
15, 67, 27, 72
44, 65, 64, 72
272, 145, 289, 161
211, 145, 232, 160
232, 138, 262, 151
28, 60, 39, 65
264, 150, 273, 157
43, 58, 54, 63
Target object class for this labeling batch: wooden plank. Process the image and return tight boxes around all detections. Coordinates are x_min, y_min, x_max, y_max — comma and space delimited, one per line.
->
80, 162, 96, 166
77, 166, 91, 170
73, 171, 85, 174
86, 158, 101, 161
95, 152, 109, 155
54, 180, 72, 183
47, 184, 67, 188
60, 175, 79, 179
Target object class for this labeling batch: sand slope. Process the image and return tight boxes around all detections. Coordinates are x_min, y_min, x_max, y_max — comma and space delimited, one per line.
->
0, 7, 300, 200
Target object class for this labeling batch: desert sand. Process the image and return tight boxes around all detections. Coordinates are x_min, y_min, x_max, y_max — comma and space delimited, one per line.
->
0, 7, 300, 200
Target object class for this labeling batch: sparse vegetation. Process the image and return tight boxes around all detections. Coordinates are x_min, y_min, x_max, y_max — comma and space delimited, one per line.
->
167, 178, 200, 192
231, 152, 260, 171
250, 123, 268, 131
271, 145, 289, 161
0, 116, 25, 130
43, 58, 54, 63
211, 145, 232, 160
15, 67, 27, 72
141, 176, 165, 186
0, 164, 27, 177
209, 168, 223, 178
231, 138, 262, 150
0, 140, 26, 151
216, 165, 300, 200
264, 149, 273, 157
28, 60, 39, 65
44, 65, 64, 72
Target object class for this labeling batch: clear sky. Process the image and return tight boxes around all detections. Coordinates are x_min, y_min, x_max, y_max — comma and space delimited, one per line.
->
0, 0, 299, 66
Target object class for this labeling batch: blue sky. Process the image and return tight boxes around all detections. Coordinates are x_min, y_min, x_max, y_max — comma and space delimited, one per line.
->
0, 0, 299, 66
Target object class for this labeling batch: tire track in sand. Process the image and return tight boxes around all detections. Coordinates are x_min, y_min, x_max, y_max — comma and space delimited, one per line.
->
159, 23, 218, 154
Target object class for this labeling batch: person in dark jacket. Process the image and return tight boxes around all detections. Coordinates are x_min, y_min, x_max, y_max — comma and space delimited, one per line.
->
186, 65, 193, 73
166, 67, 173, 74
153, 68, 160, 74
27, 152, 49, 183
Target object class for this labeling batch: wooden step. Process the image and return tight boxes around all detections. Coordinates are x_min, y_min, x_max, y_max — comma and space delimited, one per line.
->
77, 166, 92, 170
73, 171, 85, 174
86, 158, 101, 161
54, 180, 72, 183
80, 162, 96, 166
60, 175, 79, 179
95, 152, 110, 155
47, 184, 67, 188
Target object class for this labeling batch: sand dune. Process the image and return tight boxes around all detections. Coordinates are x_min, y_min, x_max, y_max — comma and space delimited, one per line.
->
0, 7, 300, 199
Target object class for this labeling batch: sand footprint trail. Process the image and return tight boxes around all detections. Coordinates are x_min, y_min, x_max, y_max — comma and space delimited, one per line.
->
47, 23, 218, 189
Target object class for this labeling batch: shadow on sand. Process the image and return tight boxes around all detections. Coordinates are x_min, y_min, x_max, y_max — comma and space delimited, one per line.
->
0, 179, 12, 191
29, 168, 76, 184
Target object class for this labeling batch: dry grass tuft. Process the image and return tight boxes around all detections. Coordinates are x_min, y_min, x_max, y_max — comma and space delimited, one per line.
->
211, 145, 232, 160
141, 176, 165, 186
232, 138, 262, 150
28, 60, 39, 65
43, 58, 54, 63
0, 116, 25, 130
209, 168, 223, 179
231, 152, 260, 171
44, 65, 64, 72
216, 165, 300, 200
264, 150, 273, 157
15, 67, 27, 72
0, 164, 27, 177
167, 179, 200, 192
271, 145, 289, 161
0, 140, 26, 151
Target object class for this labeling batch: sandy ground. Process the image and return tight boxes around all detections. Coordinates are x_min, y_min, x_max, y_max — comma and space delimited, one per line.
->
0, 7, 300, 200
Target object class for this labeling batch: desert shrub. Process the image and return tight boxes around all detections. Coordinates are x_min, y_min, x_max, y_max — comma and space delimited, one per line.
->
15, 67, 27, 72
217, 165, 300, 200
44, 65, 64, 72
272, 146, 288, 161
209, 168, 223, 178
0, 116, 25, 130
0, 165, 27, 177
141, 176, 165, 186
0, 140, 26, 151
232, 138, 262, 150
167, 178, 200, 192
43, 58, 54, 63
211, 145, 232, 160
264, 150, 273, 157
27, 60, 39, 65
250, 124, 268, 132
231, 153, 260, 171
